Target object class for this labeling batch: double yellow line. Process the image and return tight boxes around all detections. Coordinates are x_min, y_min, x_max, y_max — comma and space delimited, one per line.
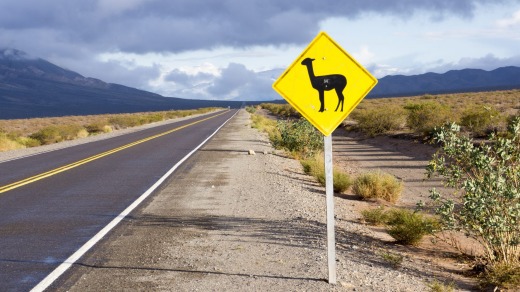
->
0, 111, 227, 194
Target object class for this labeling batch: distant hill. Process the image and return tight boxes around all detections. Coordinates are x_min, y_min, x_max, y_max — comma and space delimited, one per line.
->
368, 66, 520, 98
0, 48, 246, 119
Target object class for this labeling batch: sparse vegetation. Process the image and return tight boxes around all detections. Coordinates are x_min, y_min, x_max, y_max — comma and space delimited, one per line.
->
260, 103, 300, 118
380, 251, 404, 269
361, 206, 389, 226
404, 101, 454, 135
385, 208, 439, 246
352, 170, 403, 203
245, 106, 257, 114
426, 279, 456, 292
480, 262, 520, 290
347, 89, 520, 138
301, 155, 352, 193
459, 104, 502, 137
362, 207, 438, 246
0, 108, 219, 152
350, 105, 405, 136
251, 91, 520, 289
29, 124, 88, 145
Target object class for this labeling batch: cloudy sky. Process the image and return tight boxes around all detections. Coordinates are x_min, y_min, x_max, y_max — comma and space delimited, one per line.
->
2, 0, 520, 101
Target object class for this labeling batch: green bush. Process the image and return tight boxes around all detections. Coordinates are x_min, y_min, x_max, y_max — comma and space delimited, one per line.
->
460, 105, 501, 136
301, 156, 352, 193
351, 105, 405, 136
385, 209, 438, 245
361, 207, 438, 245
316, 168, 352, 193
301, 157, 321, 176
361, 206, 389, 226
275, 118, 323, 158
245, 106, 257, 114
404, 101, 454, 135
427, 118, 520, 288
352, 171, 403, 203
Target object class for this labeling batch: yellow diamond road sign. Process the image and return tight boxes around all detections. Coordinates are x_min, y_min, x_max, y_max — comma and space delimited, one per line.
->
273, 32, 378, 136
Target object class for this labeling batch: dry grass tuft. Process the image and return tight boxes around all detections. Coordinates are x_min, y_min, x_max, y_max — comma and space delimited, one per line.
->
352, 170, 403, 203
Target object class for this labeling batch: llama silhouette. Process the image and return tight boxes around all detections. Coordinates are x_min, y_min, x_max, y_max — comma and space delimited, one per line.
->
301, 57, 347, 112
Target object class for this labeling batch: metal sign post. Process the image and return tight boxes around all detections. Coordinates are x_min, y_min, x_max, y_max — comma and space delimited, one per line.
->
324, 134, 336, 284
272, 31, 378, 285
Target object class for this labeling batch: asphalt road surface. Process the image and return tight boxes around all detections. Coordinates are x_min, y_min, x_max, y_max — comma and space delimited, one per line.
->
0, 109, 238, 291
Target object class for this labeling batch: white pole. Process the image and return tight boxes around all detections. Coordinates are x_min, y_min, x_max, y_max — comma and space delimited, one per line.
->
324, 134, 336, 284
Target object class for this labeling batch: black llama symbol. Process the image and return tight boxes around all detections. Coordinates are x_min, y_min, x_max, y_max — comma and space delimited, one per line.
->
301, 57, 347, 112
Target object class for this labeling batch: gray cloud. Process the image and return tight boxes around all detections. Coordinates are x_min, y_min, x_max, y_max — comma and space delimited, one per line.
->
163, 63, 281, 100
164, 69, 214, 86
207, 63, 280, 100
0, 0, 517, 100
0, 0, 512, 55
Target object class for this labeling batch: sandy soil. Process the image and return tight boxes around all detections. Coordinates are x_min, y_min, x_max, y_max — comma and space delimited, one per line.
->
46, 109, 479, 291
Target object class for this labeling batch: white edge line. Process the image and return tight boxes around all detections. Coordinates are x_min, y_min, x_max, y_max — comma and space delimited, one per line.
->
31, 109, 239, 292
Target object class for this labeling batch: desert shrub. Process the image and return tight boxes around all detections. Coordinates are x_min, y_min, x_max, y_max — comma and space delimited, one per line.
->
361, 206, 389, 226
352, 171, 403, 203
164, 111, 182, 119
245, 106, 256, 114
261, 103, 300, 118
140, 113, 164, 124
301, 155, 352, 193
460, 105, 501, 136
316, 168, 352, 193
350, 105, 405, 136
275, 118, 323, 158
301, 157, 321, 176
427, 118, 520, 287
481, 262, 520, 289
385, 208, 438, 245
29, 124, 87, 145
85, 122, 112, 134
0, 133, 24, 151
250, 114, 279, 139
380, 252, 404, 269
108, 115, 142, 129
404, 101, 454, 135
15, 136, 41, 148
427, 279, 456, 292
58, 124, 88, 140
30, 126, 63, 144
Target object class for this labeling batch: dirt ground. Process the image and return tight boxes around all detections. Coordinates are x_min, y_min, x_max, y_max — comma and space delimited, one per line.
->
50, 109, 480, 291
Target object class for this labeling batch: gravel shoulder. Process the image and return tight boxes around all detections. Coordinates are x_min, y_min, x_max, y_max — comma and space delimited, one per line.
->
49, 109, 476, 291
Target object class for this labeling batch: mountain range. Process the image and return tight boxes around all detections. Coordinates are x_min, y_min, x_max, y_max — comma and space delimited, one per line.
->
1, 48, 520, 119
368, 66, 520, 98
0, 49, 245, 119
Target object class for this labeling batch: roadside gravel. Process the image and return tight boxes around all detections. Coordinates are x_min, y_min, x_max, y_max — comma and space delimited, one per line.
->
43, 109, 475, 291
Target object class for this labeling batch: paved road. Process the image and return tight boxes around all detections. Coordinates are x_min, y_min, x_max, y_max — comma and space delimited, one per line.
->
0, 109, 238, 291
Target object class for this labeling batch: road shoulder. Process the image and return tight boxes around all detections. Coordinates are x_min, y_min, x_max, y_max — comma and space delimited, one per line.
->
55, 110, 438, 291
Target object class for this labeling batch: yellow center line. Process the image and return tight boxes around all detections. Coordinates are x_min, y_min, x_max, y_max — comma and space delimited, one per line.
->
0, 111, 228, 194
